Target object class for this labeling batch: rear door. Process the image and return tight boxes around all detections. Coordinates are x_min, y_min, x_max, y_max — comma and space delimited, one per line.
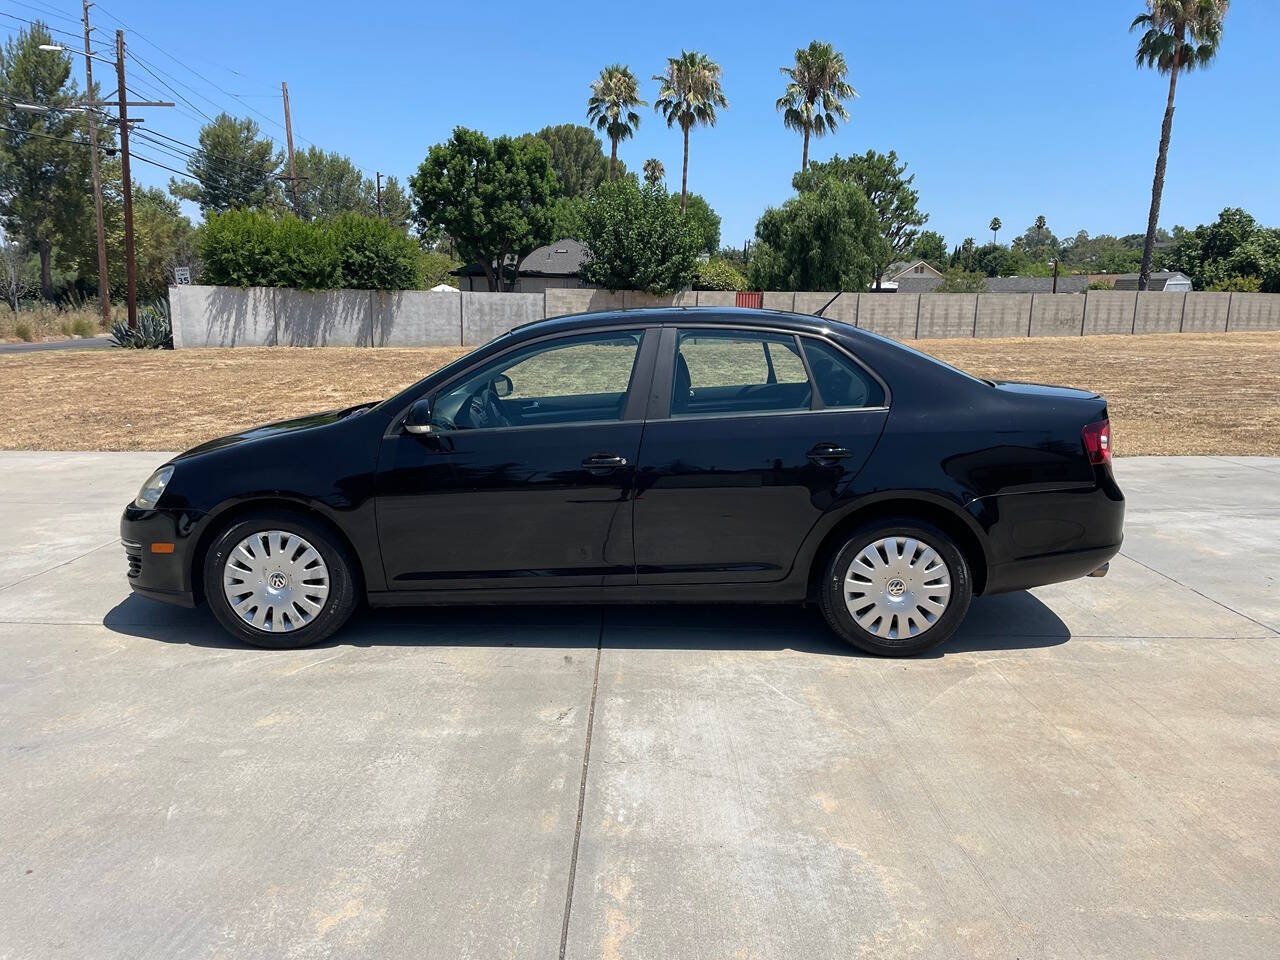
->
632, 325, 888, 584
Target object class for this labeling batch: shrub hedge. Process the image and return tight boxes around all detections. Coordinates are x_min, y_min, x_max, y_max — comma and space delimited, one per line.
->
199, 210, 420, 290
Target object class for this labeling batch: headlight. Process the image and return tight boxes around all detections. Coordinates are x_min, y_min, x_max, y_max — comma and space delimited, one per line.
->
134, 465, 174, 509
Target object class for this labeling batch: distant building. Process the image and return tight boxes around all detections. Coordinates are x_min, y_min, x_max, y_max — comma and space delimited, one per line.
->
1109, 271, 1192, 292
876, 260, 943, 291
454, 239, 588, 293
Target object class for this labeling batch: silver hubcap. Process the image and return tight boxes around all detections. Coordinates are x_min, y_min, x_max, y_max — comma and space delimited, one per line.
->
222, 530, 329, 633
844, 536, 952, 641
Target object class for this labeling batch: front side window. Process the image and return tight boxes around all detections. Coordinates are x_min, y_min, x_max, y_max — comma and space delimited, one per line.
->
672, 329, 811, 417
433, 330, 643, 430
801, 338, 885, 408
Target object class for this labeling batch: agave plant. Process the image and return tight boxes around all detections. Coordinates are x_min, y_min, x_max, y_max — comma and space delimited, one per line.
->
110, 300, 173, 349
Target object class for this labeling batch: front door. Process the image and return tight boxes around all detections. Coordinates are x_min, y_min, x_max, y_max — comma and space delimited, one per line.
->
633, 327, 888, 584
376, 328, 653, 591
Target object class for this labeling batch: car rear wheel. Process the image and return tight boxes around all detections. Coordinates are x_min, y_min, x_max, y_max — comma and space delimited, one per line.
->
203, 510, 358, 649
819, 519, 972, 656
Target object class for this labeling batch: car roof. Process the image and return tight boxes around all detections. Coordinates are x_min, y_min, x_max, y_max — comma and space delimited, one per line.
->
506, 305, 853, 342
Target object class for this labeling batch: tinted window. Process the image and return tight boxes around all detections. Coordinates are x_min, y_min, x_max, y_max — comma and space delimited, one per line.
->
802, 339, 885, 408
434, 330, 642, 430
673, 330, 811, 417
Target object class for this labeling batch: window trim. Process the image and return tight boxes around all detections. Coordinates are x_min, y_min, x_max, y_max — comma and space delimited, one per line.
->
388, 325, 658, 438
648, 323, 890, 423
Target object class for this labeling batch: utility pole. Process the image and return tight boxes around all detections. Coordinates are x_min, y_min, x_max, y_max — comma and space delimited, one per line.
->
281, 81, 299, 211
376, 171, 382, 216
114, 30, 138, 328
82, 0, 109, 326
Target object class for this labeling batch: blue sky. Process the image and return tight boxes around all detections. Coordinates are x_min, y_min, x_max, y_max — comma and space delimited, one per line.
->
7, 0, 1276, 249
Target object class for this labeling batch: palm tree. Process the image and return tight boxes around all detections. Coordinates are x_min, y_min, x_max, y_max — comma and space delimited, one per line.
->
643, 157, 665, 187
586, 65, 647, 181
776, 41, 857, 170
989, 216, 1002, 244
653, 50, 728, 213
1131, 0, 1229, 289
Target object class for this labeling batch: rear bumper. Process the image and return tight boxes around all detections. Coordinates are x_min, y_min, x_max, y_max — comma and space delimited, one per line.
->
121, 504, 202, 607
984, 540, 1122, 595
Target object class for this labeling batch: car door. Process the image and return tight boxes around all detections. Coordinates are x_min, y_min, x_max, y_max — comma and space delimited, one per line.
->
375, 327, 656, 591
633, 325, 889, 584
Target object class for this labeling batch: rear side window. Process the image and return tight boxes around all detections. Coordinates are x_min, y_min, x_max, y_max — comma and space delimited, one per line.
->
802, 339, 885, 408
673, 330, 811, 417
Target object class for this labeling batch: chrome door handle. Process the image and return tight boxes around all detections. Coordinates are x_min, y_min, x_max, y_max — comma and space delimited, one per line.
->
582, 454, 628, 471
806, 444, 852, 464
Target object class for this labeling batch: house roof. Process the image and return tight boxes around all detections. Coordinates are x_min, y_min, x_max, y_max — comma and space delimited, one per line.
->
882, 259, 943, 283
1110, 271, 1191, 291
454, 238, 587, 277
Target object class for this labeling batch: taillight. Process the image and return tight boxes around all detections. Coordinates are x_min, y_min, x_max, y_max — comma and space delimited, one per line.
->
1082, 418, 1112, 466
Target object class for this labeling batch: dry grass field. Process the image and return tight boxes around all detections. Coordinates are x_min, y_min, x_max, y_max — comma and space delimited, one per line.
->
0, 331, 1276, 455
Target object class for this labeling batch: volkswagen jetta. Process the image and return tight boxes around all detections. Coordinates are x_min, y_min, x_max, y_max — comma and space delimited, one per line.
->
121, 307, 1124, 656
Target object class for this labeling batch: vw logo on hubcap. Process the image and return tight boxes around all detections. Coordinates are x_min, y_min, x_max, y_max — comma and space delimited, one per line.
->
268, 571, 288, 591
886, 577, 907, 598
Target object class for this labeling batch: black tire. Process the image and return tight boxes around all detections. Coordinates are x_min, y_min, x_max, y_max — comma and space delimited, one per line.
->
203, 510, 359, 649
818, 518, 972, 657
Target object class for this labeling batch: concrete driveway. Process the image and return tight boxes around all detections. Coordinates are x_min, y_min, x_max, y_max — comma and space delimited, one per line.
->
1, 452, 1277, 959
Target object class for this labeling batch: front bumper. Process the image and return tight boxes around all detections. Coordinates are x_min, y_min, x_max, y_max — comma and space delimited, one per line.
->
121, 504, 203, 607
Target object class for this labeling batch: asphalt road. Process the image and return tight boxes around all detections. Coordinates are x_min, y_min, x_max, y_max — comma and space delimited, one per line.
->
0, 335, 114, 354
1, 451, 1277, 959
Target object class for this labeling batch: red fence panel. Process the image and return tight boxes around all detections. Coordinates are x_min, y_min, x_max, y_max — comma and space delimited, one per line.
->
736, 291, 763, 309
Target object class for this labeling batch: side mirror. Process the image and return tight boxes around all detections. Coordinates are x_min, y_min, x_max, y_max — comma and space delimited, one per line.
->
404, 396, 435, 435
492, 373, 513, 398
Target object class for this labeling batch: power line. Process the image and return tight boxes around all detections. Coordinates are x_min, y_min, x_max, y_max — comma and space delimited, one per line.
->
6, 0, 79, 27
0, 9, 85, 40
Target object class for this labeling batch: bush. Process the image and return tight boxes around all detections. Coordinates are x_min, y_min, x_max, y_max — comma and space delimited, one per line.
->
694, 257, 747, 291
71, 315, 98, 337
935, 268, 989, 293
1206, 275, 1262, 292
110, 300, 172, 349
579, 178, 699, 294
198, 210, 419, 290
14, 320, 32, 342
418, 249, 461, 288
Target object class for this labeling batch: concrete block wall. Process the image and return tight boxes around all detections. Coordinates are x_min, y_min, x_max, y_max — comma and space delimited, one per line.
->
1030, 294, 1085, 337
1082, 291, 1138, 335
1133, 293, 1185, 334
1227, 293, 1280, 331
975, 294, 1031, 338
1181, 293, 1230, 332
171, 285, 1280, 348
917, 294, 977, 339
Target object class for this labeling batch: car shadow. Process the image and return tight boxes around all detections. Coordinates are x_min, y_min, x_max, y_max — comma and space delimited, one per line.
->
102, 590, 1070, 659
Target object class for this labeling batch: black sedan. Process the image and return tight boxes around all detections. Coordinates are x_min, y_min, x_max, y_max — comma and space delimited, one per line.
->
122, 307, 1124, 656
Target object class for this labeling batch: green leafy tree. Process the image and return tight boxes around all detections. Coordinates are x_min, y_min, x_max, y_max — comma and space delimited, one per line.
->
804, 151, 926, 288
585, 67, 646, 181
532, 123, 615, 198
169, 113, 282, 214
547, 195, 587, 242
578, 178, 698, 293
676, 192, 721, 257
417, 249, 461, 288
409, 127, 559, 291
748, 176, 886, 291
0, 24, 94, 300
107, 185, 196, 300
378, 175, 412, 231
1060, 231, 1144, 274
694, 256, 747, 291
643, 157, 665, 187
1164, 207, 1280, 291
327, 212, 420, 289
936, 268, 989, 293
290, 146, 375, 220
1131, 0, 1229, 289
1013, 215, 1061, 260
776, 40, 857, 170
654, 50, 728, 214
972, 242, 1026, 277
910, 230, 948, 269
950, 237, 978, 271
989, 216, 1002, 243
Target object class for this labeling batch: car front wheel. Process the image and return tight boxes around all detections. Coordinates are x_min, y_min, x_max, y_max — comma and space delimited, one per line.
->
819, 519, 972, 656
203, 510, 358, 649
